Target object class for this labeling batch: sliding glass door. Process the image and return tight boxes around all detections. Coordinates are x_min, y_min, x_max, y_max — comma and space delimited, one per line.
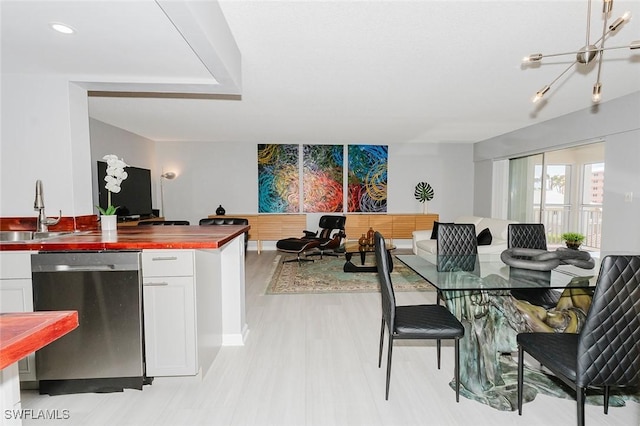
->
580, 162, 605, 248
508, 154, 542, 223
508, 142, 604, 249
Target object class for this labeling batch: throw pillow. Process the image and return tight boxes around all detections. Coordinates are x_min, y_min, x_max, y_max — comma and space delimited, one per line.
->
477, 227, 493, 245
430, 221, 454, 240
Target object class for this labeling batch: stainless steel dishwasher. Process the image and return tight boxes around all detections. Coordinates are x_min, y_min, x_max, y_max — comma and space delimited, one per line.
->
32, 251, 152, 395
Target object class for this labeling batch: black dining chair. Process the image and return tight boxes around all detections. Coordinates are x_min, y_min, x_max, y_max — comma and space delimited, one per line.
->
375, 231, 464, 401
436, 223, 478, 272
434, 223, 479, 305
199, 217, 249, 254
508, 223, 547, 250
517, 255, 640, 426
137, 220, 190, 225
508, 223, 561, 309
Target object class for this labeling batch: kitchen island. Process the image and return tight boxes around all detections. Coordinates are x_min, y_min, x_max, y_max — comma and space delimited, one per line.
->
1, 311, 78, 426
0, 224, 248, 251
0, 225, 249, 379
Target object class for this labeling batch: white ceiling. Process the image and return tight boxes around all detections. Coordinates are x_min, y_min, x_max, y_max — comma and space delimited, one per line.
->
3, 0, 640, 144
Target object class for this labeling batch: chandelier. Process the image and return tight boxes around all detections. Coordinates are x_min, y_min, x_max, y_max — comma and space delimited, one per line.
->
524, 0, 639, 104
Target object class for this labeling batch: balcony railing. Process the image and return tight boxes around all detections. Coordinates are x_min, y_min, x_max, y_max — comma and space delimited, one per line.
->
533, 205, 603, 250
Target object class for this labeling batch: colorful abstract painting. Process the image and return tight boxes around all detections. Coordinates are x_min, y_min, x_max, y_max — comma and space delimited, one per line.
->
303, 145, 343, 212
258, 144, 299, 213
347, 145, 388, 212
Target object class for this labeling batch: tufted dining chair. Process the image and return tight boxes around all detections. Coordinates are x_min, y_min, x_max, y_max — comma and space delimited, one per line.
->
375, 232, 464, 401
138, 220, 190, 225
507, 223, 561, 309
199, 218, 249, 254
508, 223, 547, 251
436, 223, 478, 272
517, 255, 640, 426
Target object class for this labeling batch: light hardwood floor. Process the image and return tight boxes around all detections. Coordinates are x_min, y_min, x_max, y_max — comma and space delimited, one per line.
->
22, 250, 639, 425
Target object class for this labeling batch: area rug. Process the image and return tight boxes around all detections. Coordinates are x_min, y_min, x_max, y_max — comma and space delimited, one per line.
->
266, 255, 434, 294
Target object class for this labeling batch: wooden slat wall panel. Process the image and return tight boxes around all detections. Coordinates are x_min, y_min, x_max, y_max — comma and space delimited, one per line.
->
345, 213, 439, 241
391, 215, 416, 239
369, 216, 393, 238
391, 214, 439, 238
208, 213, 438, 244
280, 216, 308, 239
344, 215, 371, 241
414, 214, 438, 232
255, 216, 282, 240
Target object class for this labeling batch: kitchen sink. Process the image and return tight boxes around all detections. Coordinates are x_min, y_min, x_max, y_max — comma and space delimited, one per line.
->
0, 230, 74, 242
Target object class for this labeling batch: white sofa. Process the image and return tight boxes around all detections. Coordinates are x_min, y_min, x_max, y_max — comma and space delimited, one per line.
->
412, 215, 519, 257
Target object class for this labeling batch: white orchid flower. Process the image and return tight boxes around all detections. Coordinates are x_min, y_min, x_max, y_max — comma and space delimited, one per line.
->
105, 181, 122, 193
97, 154, 129, 216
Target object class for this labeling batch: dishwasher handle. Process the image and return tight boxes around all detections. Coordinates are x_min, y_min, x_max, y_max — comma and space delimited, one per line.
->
51, 264, 116, 272
32, 252, 141, 273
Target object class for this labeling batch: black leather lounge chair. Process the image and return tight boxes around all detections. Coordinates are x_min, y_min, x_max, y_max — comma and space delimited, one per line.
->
276, 215, 346, 264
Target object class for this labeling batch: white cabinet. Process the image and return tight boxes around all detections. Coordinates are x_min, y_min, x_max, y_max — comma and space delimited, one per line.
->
0, 251, 36, 381
142, 250, 197, 376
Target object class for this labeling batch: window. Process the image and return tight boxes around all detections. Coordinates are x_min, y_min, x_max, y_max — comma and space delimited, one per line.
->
508, 142, 604, 249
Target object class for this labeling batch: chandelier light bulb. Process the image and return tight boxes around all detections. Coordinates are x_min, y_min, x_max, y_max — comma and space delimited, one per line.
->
523, 53, 543, 63
592, 82, 602, 103
610, 11, 632, 31
532, 85, 550, 103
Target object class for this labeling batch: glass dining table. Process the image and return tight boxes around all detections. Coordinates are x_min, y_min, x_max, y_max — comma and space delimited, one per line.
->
396, 253, 600, 411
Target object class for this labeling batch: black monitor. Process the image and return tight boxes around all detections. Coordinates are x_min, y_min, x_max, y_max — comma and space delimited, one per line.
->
97, 161, 153, 218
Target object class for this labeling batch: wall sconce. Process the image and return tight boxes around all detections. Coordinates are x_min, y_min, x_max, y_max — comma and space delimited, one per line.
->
160, 171, 176, 217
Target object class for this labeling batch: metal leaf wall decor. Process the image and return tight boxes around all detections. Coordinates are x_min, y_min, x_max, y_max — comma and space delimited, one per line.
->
414, 182, 434, 203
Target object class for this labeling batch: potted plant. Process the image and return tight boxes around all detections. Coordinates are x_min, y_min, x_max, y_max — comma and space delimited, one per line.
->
96, 154, 128, 231
561, 232, 585, 250
414, 182, 434, 214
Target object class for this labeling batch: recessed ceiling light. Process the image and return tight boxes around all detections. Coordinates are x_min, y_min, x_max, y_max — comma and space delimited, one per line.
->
50, 22, 76, 34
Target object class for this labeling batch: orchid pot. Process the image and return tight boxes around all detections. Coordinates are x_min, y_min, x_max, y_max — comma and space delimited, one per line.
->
100, 215, 118, 232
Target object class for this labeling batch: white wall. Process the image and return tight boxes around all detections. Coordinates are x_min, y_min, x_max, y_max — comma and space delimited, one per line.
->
155, 141, 256, 224
0, 75, 92, 218
154, 141, 475, 228
473, 91, 640, 254
389, 143, 474, 222
602, 131, 640, 254
1, 78, 476, 229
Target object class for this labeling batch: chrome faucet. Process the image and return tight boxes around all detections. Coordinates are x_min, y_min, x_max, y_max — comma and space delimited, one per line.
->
34, 180, 61, 232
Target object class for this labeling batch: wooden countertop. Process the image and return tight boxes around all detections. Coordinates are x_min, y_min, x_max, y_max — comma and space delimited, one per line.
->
0, 225, 250, 251
0, 311, 78, 370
